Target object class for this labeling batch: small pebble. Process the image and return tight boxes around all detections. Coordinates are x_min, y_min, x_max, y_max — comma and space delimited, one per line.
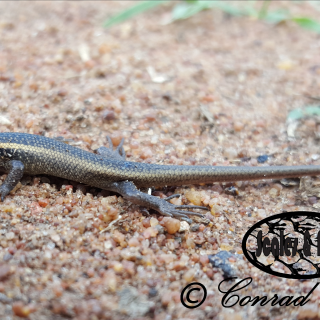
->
123, 261, 135, 275
209, 251, 237, 278
225, 186, 239, 196
143, 227, 158, 239
113, 231, 125, 245
0, 265, 11, 281
223, 148, 237, 160
269, 188, 279, 198
104, 241, 113, 250
5, 232, 14, 240
190, 253, 199, 263
150, 217, 159, 227
185, 190, 202, 206
145, 112, 157, 122
186, 238, 195, 249
142, 218, 151, 228
103, 206, 119, 222
234, 121, 244, 132
3, 253, 12, 261
183, 269, 195, 282
190, 224, 200, 232
257, 209, 266, 218
162, 217, 180, 234
113, 262, 123, 273
38, 199, 49, 208
140, 147, 153, 159
308, 197, 318, 205
179, 221, 190, 232
44, 251, 52, 260
129, 140, 139, 149
12, 302, 35, 318
128, 238, 140, 247
149, 287, 158, 298
194, 232, 206, 245
199, 254, 209, 266
257, 155, 268, 163
110, 132, 123, 146
57, 88, 68, 97
51, 234, 60, 242
161, 291, 172, 307
102, 110, 116, 121
101, 196, 118, 209
154, 224, 165, 234
211, 205, 222, 215
0, 116, 12, 125
0, 292, 11, 303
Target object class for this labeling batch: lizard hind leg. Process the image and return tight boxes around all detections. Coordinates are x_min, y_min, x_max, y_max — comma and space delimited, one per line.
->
95, 136, 126, 160
106, 181, 207, 223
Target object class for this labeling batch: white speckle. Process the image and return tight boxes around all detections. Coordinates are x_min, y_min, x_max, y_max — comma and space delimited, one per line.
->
5, 232, 14, 240
104, 240, 113, 249
150, 135, 158, 144
51, 234, 60, 242
0, 115, 12, 125
44, 251, 52, 260
179, 221, 190, 232
147, 66, 170, 83
78, 43, 90, 62
257, 209, 266, 218
47, 242, 55, 249
223, 148, 237, 160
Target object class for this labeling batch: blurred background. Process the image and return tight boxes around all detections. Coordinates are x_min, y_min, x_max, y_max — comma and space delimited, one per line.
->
1, 1, 320, 319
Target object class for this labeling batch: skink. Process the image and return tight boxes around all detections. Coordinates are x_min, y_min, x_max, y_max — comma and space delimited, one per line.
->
0, 132, 319, 222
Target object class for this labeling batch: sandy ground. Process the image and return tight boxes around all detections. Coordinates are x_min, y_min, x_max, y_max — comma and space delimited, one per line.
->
1, 1, 320, 319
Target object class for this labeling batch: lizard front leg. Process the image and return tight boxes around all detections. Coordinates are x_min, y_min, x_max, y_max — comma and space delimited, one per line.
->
0, 160, 24, 201
94, 136, 126, 160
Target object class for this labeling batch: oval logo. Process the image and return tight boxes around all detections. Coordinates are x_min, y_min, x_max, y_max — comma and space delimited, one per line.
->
242, 211, 320, 279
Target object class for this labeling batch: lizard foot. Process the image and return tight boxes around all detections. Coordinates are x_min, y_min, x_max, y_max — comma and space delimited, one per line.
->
95, 136, 126, 160
0, 160, 24, 202
0, 184, 11, 202
158, 194, 207, 223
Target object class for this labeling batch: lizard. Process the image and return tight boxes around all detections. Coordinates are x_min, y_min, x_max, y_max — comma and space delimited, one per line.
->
0, 132, 319, 223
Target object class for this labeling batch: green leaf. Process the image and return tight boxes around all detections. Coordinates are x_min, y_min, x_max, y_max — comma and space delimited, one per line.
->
170, 0, 255, 23
211, 1, 249, 17
292, 17, 320, 33
171, 1, 214, 21
287, 109, 304, 121
263, 9, 290, 24
103, 0, 168, 28
287, 106, 320, 121
305, 105, 320, 116
258, 0, 271, 19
